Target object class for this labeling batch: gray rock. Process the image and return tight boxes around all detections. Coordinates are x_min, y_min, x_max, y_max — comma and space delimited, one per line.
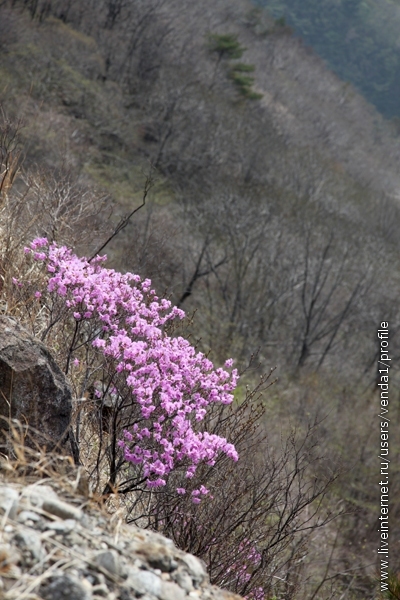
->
17, 509, 41, 523
0, 316, 72, 454
173, 567, 194, 592
91, 582, 110, 597
135, 542, 176, 573
126, 568, 162, 597
180, 554, 208, 586
22, 484, 83, 522
160, 579, 186, 600
45, 518, 77, 533
13, 529, 45, 565
42, 497, 83, 521
0, 486, 19, 519
93, 550, 120, 578
24, 483, 58, 503
40, 574, 92, 600
119, 589, 138, 600
83, 572, 106, 586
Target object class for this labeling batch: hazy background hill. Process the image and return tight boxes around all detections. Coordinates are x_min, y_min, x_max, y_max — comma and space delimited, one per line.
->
257, 0, 400, 119
1, 0, 400, 597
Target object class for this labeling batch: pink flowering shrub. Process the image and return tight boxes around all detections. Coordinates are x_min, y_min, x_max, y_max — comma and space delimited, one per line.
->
226, 540, 264, 600
24, 237, 239, 497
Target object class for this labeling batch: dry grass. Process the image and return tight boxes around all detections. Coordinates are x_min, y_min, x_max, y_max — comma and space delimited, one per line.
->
0, 419, 130, 600
0, 108, 113, 335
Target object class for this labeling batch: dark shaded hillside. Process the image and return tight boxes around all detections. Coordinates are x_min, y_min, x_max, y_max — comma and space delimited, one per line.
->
257, 0, 400, 118
1, 1, 400, 598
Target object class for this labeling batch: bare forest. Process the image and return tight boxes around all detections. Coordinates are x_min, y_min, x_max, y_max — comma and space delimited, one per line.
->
0, 0, 400, 598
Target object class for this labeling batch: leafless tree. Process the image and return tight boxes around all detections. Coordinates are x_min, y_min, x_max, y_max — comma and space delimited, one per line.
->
293, 228, 368, 369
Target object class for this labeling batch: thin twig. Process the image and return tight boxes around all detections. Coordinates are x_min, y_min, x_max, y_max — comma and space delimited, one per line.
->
88, 172, 154, 262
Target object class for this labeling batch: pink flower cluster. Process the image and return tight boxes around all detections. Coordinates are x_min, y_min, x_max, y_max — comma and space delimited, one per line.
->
26, 238, 239, 499
226, 540, 264, 600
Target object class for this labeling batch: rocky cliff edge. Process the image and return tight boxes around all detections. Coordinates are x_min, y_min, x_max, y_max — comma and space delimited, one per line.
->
0, 463, 243, 600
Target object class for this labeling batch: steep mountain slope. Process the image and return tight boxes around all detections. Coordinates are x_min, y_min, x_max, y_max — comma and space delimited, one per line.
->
1, 2, 400, 597
2, 0, 400, 395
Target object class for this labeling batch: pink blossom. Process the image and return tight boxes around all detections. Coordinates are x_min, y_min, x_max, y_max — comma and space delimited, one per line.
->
31, 237, 48, 249
28, 237, 239, 499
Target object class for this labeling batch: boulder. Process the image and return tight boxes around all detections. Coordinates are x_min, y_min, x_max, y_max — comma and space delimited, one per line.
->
0, 315, 72, 454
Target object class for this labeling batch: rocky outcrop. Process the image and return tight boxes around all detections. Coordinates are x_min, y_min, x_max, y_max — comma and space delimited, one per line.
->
0, 316, 72, 455
0, 319, 242, 599
0, 472, 243, 600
